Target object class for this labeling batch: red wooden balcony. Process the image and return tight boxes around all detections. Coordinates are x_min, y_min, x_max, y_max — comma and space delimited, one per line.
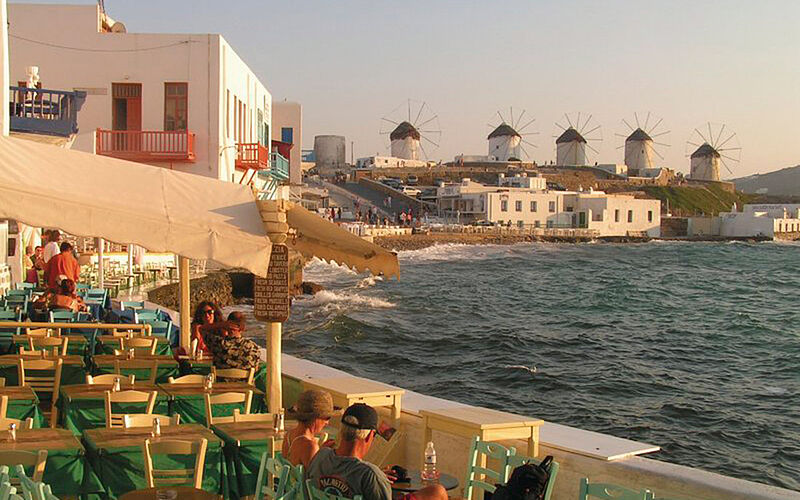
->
235, 143, 269, 171
95, 129, 196, 162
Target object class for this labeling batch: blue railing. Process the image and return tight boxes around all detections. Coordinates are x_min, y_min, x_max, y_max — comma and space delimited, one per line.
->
9, 86, 86, 137
269, 151, 290, 180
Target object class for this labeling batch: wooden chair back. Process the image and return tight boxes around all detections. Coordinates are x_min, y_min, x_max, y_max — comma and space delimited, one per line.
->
113, 359, 159, 384
143, 438, 208, 489
123, 413, 180, 428
204, 391, 253, 426
86, 373, 135, 385
23, 328, 50, 337
0, 450, 47, 482
17, 359, 62, 428
0, 396, 6, 419
104, 390, 157, 428
166, 375, 206, 384
505, 454, 560, 500
0, 417, 34, 430
463, 436, 516, 500
232, 409, 273, 423
211, 367, 255, 384
577, 478, 654, 500
27, 337, 68, 356
121, 337, 157, 355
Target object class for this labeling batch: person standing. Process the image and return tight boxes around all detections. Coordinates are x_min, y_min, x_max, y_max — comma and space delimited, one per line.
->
42, 230, 60, 265
46, 241, 79, 290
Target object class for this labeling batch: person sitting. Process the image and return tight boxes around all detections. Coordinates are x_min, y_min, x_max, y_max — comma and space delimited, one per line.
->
45, 241, 79, 291
206, 311, 260, 371
34, 279, 87, 313
189, 301, 223, 356
307, 403, 447, 500
282, 390, 335, 468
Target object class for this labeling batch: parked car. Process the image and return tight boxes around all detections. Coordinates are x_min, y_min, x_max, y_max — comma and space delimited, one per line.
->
472, 220, 495, 226
406, 175, 418, 186
400, 186, 421, 197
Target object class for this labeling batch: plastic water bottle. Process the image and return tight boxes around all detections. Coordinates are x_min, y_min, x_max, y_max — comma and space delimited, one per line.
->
421, 441, 439, 481
152, 417, 161, 438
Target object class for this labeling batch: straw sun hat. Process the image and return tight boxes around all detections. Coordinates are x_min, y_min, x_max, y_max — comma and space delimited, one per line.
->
287, 390, 338, 421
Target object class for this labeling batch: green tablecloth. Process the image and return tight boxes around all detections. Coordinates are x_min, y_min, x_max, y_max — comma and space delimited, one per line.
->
169, 394, 268, 425
6, 394, 46, 428
57, 390, 170, 434
83, 429, 224, 500
213, 427, 275, 500
43, 447, 104, 498
0, 363, 86, 389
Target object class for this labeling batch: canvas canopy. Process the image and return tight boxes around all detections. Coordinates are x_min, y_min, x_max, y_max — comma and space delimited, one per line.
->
284, 202, 399, 279
0, 135, 272, 276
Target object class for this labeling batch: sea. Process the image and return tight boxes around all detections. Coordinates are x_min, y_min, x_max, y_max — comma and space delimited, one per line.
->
236, 240, 800, 490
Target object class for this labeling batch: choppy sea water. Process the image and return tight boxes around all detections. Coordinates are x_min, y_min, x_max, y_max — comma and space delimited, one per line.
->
236, 241, 800, 490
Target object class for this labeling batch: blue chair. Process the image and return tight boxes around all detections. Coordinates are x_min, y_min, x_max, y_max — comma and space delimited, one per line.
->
75, 283, 91, 290
464, 436, 516, 500
49, 310, 78, 323
5, 289, 29, 298
0, 310, 22, 350
120, 301, 145, 311
134, 310, 159, 323
14, 283, 35, 291
3, 296, 28, 317
505, 453, 559, 500
140, 319, 172, 339
254, 454, 291, 500
578, 478, 654, 500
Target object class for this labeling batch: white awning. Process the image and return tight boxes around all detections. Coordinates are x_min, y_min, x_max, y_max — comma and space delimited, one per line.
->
0, 136, 272, 277
284, 202, 399, 279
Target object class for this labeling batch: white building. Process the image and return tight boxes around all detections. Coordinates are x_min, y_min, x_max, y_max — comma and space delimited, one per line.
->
272, 100, 302, 186
497, 173, 547, 190
689, 143, 721, 181
8, 3, 282, 192
624, 128, 655, 172
556, 127, 587, 166
389, 121, 420, 160
487, 124, 521, 161
355, 156, 430, 169
437, 178, 661, 236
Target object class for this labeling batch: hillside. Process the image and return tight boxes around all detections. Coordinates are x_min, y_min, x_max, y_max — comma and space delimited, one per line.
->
641, 185, 753, 216
732, 165, 800, 196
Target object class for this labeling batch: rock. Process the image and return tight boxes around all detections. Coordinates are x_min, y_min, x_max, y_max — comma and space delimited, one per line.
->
301, 282, 324, 295
147, 272, 234, 316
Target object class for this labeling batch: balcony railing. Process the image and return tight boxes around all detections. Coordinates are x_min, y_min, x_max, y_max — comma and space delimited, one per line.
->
270, 151, 290, 180
235, 143, 269, 171
9, 86, 86, 137
95, 129, 196, 162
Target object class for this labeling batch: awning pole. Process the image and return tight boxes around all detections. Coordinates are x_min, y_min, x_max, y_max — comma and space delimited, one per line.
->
127, 244, 134, 287
179, 256, 191, 350
268, 321, 282, 412
97, 237, 104, 289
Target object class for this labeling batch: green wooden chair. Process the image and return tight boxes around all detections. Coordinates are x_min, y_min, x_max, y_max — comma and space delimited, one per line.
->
48, 310, 77, 323
4, 296, 27, 314
14, 283, 35, 291
254, 453, 290, 500
5, 290, 29, 298
140, 319, 172, 339
304, 479, 361, 500
134, 310, 159, 323
120, 301, 145, 311
578, 478, 654, 500
464, 436, 516, 500
504, 453, 559, 500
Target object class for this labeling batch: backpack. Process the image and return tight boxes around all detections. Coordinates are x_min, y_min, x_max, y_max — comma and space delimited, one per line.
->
488, 456, 554, 500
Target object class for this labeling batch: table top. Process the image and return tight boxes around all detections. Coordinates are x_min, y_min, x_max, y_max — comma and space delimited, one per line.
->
0, 428, 82, 451
98, 336, 170, 345
391, 471, 458, 493
159, 382, 263, 397
419, 407, 544, 429
119, 487, 218, 500
304, 376, 405, 398
211, 422, 285, 445
94, 354, 177, 365
61, 383, 162, 400
0, 354, 84, 365
84, 423, 221, 450
12, 335, 88, 344
0, 386, 38, 400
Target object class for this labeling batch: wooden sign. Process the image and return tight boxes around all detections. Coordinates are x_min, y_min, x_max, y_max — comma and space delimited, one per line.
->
254, 243, 289, 322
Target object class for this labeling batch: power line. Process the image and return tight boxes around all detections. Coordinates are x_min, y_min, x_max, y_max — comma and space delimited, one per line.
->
9, 35, 196, 53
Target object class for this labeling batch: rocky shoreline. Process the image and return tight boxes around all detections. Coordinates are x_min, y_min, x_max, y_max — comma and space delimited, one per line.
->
372, 232, 635, 251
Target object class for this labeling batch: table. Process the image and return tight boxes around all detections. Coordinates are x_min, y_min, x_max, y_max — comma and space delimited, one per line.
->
391, 471, 459, 493
12, 334, 89, 356
0, 427, 103, 497
211, 422, 285, 500
57, 383, 168, 433
181, 362, 269, 398
93, 354, 179, 383
303, 376, 405, 422
97, 336, 172, 356
159, 382, 266, 425
0, 354, 85, 388
419, 407, 543, 465
120, 486, 218, 500
0, 386, 45, 428
84, 423, 224, 499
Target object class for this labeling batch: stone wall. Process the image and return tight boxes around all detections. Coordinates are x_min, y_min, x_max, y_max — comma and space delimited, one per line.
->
661, 217, 688, 237
147, 272, 234, 316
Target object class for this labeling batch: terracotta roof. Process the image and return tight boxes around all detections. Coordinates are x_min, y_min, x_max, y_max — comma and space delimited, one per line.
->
487, 123, 520, 140
556, 127, 586, 144
390, 121, 421, 141
690, 143, 720, 158
626, 128, 652, 142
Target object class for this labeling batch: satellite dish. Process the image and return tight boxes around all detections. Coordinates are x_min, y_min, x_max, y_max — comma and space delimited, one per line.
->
111, 22, 127, 33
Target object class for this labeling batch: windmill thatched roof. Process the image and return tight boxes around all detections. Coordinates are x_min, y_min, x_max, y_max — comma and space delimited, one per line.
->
487, 123, 520, 140
626, 128, 652, 142
390, 121, 421, 141
556, 127, 586, 144
691, 143, 720, 159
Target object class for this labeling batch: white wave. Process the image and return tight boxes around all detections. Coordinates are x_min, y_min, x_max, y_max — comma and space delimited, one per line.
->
302, 258, 358, 283
504, 364, 537, 375
293, 290, 395, 310
762, 385, 788, 396
357, 275, 384, 288
398, 243, 525, 263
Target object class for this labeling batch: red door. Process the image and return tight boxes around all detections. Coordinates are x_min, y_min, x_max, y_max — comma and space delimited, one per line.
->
112, 84, 142, 152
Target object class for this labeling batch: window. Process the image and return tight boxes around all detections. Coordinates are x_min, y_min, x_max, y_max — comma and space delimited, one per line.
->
501, 200, 508, 212
648, 210, 653, 223
592, 212, 603, 221
281, 127, 294, 144
548, 201, 556, 213
530, 201, 537, 212
515, 200, 522, 212
614, 209, 620, 222
565, 206, 574, 212
627, 210, 633, 223
164, 83, 188, 131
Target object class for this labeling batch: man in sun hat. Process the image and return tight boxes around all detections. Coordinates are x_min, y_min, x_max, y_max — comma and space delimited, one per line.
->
306, 403, 447, 500
282, 389, 336, 467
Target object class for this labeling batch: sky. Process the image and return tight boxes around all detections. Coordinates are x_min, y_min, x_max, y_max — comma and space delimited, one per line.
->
13, 0, 800, 177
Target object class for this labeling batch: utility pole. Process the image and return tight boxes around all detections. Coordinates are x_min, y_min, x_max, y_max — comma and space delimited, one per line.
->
350, 141, 354, 165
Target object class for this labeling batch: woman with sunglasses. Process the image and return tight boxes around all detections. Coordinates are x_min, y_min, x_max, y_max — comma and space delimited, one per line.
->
190, 301, 223, 355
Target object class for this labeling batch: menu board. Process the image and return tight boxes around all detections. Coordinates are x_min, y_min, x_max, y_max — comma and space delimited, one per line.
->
254, 243, 289, 322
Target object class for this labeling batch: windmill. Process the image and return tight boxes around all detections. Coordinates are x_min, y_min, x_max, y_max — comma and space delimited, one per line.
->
554, 113, 602, 166
379, 100, 442, 160
615, 112, 670, 173
486, 107, 538, 161
685, 123, 741, 181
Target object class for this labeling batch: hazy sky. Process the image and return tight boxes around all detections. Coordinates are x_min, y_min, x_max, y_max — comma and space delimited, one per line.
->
13, 0, 800, 177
